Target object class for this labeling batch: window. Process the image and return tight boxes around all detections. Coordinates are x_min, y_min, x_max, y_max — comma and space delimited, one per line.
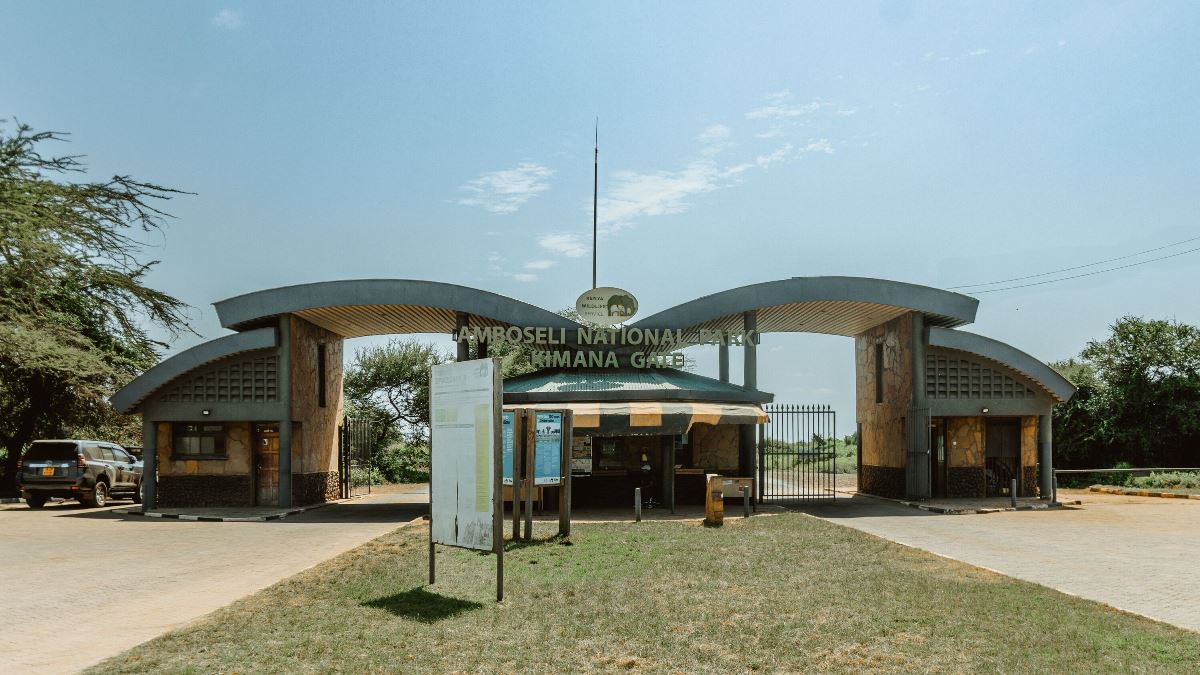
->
111, 447, 133, 463
96, 446, 115, 461
173, 423, 227, 457
875, 342, 885, 404
317, 343, 327, 408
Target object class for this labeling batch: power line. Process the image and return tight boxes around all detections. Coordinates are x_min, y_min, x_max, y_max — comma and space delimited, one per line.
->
967, 245, 1200, 294
949, 234, 1200, 290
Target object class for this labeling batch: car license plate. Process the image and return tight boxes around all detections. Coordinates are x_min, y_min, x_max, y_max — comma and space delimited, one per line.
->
42, 467, 55, 476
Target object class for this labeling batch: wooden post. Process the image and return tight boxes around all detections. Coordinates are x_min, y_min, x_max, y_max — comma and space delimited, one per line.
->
428, 411, 436, 585
559, 410, 573, 537
523, 410, 535, 541
511, 412, 522, 541
669, 439, 677, 515
492, 362, 504, 602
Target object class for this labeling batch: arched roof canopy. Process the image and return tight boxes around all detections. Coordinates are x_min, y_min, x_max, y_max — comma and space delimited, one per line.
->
214, 279, 582, 337
110, 327, 278, 414
632, 276, 979, 337
928, 327, 1075, 403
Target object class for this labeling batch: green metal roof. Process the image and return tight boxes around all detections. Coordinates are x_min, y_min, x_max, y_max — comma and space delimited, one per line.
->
503, 368, 773, 404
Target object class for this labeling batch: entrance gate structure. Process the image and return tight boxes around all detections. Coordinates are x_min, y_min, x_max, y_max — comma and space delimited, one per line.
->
338, 416, 378, 499
757, 404, 838, 504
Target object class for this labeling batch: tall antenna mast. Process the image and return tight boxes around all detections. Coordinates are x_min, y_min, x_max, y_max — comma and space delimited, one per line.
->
592, 117, 598, 290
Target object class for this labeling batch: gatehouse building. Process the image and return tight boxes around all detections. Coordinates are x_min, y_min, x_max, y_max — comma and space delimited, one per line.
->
111, 276, 1075, 510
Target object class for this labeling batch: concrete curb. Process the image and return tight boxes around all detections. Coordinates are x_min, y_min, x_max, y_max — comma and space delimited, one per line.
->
0, 497, 23, 504
836, 489, 1080, 515
1088, 486, 1200, 500
113, 500, 336, 522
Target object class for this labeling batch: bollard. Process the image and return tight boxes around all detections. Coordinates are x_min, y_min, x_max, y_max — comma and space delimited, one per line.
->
742, 485, 750, 518
1010, 478, 1018, 508
635, 487, 642, 523
1052, 472, 1059, 505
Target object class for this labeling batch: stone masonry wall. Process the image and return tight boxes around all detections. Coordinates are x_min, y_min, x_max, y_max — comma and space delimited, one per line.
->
290, 316, 345, 476
691, 424, 739, 471
855, 313, 913, 470
157, 475, 253, 508
1021, 416, 1039, 497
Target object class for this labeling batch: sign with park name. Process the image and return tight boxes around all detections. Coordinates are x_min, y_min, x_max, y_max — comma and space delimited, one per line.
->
453, 325, 759, 369
429, 359, 500, 552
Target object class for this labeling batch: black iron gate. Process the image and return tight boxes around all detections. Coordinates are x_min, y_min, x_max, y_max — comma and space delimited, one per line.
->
338, 416, 378, 499
758, 404, 838, 503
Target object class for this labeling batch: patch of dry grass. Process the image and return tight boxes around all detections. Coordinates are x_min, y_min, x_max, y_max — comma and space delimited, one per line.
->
88, 513, 1200, 674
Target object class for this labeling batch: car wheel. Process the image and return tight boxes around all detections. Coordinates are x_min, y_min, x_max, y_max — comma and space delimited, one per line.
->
131, 481, 143, 504
89, 481, 109, 508
26, 495, 47, 509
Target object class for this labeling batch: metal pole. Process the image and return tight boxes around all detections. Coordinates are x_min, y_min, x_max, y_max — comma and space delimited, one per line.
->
493, 361, 504, 602
592, 118, 598, 290
742, 485, 750, 518
428, 421, 435, 585
1010, 478, 1018, 508
635, 487, 641, 522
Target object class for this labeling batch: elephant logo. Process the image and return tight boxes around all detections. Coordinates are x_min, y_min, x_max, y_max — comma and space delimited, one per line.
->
575, 287, 639, 326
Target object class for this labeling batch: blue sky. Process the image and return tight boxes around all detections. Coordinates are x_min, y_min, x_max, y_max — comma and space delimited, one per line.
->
4, 2, 1199, 432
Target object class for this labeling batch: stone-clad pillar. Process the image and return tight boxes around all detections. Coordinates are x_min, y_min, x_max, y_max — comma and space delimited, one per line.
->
455, 312, 469, 362
141, 418, 156, 512
278, 316, 293, 508
907, 313, 929, 499
743, 311, 758, 390
1039, 412, 1054, 499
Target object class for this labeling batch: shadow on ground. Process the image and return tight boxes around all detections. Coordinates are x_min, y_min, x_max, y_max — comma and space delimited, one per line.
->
362, 587, 483, 623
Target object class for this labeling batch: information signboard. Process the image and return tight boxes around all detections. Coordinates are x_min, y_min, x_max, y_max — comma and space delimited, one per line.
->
430, 359, 500, 552
502, 411, 515, 486
533, 411, 564, 486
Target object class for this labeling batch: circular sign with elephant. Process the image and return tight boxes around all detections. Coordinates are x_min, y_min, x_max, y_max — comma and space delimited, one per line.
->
575, 287, 639, 326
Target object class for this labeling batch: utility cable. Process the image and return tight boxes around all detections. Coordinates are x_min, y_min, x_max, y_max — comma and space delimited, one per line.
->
948, 234, 1200, 290
967, 245, 1200, 294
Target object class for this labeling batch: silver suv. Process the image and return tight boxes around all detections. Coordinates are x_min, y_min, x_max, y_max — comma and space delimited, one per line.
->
18, 440, 143, 508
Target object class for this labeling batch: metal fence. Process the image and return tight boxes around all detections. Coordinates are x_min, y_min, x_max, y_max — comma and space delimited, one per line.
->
338, 416, 378, 499
758, 404, 838, 503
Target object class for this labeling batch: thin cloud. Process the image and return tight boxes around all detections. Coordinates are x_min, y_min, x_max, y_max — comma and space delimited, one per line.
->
457, 162, 554, 214
512, 273, 538, 283
212, 9, 243, 30
537, 233, 588, 258
755, 144, 793, 168
523, 259, 557, 271
802, 139, 834, 154
967, 48, 989, 57
746, 90, 826, 120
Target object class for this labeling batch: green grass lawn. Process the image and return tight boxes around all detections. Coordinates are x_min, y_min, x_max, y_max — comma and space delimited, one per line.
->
89, 513, 1200, 674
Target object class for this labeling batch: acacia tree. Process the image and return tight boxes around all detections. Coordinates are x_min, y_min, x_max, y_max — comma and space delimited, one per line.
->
1052, 317, 1200, 468
343, 339, 449, 443
0, 121, 191, 492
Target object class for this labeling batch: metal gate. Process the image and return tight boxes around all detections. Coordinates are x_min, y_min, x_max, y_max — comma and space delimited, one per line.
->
758, 404, 837, 503
905, 403, 930, 500
338, 416, 378, 499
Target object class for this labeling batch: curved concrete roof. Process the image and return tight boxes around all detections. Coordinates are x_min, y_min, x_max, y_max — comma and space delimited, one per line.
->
110, 328, 278, 414
632, 276, 979, 337
928, 327, 1075, 402
214, 279, 581, 336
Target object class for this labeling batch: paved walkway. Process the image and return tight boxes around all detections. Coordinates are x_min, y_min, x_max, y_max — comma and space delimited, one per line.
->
0, 492, 425, 674
801, 489, 1200, 632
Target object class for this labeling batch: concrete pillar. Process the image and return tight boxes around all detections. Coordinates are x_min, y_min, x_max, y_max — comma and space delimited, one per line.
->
743, 311, 757, 390
1039, 412, 1054, 499
278, 316, 293, 508
718, 343, 729, 383
141, 418, 156, 512
455, 312, 469, 362
478, 339, 488, 359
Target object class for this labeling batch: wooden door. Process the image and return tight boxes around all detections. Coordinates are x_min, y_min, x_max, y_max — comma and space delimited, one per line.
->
254, 423, 280, 506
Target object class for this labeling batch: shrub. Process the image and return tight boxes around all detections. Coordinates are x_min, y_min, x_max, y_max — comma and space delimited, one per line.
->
375, 442, 430, 484
1130, 471, 1200, 490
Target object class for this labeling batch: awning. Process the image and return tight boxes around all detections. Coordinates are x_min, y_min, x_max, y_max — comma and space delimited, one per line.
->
503, 401, 768, 436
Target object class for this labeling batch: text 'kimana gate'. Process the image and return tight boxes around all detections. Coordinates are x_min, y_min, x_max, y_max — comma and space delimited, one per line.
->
757, 404, 838, 503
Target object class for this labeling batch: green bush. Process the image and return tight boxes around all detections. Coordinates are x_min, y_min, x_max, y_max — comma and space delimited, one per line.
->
349, 465, 385, 488
1130, 471, 1200, 490
375, 442, 430, 484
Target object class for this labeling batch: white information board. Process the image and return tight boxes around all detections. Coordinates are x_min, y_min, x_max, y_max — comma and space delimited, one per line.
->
430, 359, 499, 552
